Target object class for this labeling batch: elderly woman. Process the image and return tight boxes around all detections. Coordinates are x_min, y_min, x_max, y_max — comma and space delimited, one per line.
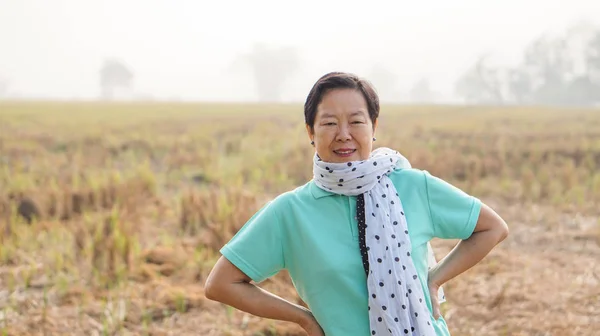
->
204, 72, 509, 336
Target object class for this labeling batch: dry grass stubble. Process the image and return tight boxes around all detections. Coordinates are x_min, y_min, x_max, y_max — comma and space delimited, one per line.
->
0, 102, 598, 335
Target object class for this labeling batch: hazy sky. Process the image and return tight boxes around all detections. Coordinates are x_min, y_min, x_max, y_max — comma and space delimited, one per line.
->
1, 0, 600, 102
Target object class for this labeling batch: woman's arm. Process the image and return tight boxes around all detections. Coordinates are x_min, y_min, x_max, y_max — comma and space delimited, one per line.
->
204, 256, 324, 335
427, 202, 509, 318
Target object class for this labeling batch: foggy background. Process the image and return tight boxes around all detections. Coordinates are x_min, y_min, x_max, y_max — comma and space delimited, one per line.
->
1, 0, 600, 106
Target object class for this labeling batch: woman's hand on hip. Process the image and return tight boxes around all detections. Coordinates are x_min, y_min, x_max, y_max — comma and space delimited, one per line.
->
425, 202, 509, 321
299, 310, 325, 336
427, 277, 442, 320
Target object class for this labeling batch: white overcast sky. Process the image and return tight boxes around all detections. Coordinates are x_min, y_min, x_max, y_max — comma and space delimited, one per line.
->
1, 0, 600, 102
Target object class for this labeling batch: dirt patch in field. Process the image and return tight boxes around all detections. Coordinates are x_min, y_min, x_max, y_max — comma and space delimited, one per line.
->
429, 198, 600, 335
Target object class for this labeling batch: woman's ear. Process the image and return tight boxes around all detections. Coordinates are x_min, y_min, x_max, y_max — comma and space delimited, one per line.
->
305, 124, 314, 143
373, 118, 378, 135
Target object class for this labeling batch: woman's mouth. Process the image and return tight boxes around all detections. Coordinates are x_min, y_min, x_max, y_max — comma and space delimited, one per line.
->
334, 149, 356, 157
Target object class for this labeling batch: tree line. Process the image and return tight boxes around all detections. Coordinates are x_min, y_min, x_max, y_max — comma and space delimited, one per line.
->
455, 23, 600, 107
1, 23, 598, 106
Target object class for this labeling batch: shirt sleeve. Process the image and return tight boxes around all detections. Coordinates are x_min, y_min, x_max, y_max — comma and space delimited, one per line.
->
423, 170, 482, 240
219, 198, 285, 283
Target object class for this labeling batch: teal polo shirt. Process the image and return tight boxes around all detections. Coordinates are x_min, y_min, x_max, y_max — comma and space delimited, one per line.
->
220, 168, 481, 336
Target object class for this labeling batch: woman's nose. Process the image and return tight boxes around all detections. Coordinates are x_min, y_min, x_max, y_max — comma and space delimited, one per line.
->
336, 124, 351, 141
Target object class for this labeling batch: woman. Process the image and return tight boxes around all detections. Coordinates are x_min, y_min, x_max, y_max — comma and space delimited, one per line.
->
204, 72, 509, 336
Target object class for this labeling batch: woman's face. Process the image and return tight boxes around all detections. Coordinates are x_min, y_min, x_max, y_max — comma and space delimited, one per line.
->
306, 88, 377, 163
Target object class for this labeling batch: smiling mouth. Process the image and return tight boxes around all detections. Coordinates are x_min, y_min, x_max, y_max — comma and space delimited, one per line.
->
334, 149, 356, 156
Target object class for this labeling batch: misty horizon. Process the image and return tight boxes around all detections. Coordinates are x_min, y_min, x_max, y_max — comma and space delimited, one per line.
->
1, 0, 600, 104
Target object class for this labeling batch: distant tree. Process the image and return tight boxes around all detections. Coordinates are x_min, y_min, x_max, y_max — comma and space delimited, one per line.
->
409, 77, 437, 103
456, 23, 600, 107
368, 65, 398, 103
572, 31, 600, 106
522, 25, 600, 106
584, 31, 600, 87
564, 76, 597, 106
99, 58, 134, 100
235, 43, 300, 102
505, 66, 534, 105
0, 77, 8, 98
567, 26, 600, 106
519, 34, 575, 105
455, 55, 505, 105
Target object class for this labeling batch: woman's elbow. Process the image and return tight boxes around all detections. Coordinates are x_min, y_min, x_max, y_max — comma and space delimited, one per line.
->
204, 256, 251, 301
204, 270, 220, 301
496, 219, 509, 243
204, 264, 228, 301
476, 203, 509, 244
488, 210, 509, 244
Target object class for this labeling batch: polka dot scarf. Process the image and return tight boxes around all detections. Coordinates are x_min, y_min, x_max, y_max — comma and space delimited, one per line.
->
313, 147, 437, 336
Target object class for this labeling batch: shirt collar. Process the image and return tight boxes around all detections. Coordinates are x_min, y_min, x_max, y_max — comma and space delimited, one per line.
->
309, 180, 337, 199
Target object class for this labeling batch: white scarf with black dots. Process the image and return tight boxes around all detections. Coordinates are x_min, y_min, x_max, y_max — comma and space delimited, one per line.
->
313, 147, 438, 336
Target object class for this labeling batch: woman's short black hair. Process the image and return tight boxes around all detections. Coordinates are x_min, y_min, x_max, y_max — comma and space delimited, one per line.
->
304, 71, 380, 133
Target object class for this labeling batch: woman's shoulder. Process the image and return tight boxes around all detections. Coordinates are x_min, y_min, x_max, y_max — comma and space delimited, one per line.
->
264, 181, 314, 211
389, 167, 462, 201
388, 167, 429, 185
